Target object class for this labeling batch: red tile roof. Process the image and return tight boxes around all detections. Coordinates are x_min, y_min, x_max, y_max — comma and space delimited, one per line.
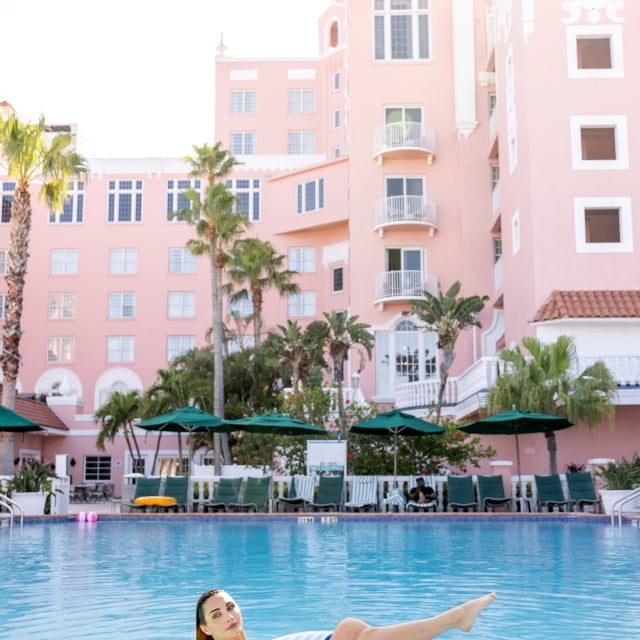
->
533, 290, 640, 322
13, 396, 69, 431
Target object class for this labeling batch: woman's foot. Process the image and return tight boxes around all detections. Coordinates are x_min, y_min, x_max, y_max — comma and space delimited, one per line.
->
456, 592, 497, 632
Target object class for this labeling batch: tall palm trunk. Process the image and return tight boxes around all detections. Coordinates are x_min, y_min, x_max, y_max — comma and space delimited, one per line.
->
0, 186, 31, 474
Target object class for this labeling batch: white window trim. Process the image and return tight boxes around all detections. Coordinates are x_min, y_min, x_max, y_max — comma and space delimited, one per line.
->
573, 196, 633, 254
288, 247, 316, 273
511, 209, 520, 256
168, 292, 196, 319
288, 291, 316, 317
570, 115, 628, 170
331, 265, 344, 293
566, 25, 623, 79
109, 248, 138, 275
231, 90, 257, 114
106, 336, 135, 363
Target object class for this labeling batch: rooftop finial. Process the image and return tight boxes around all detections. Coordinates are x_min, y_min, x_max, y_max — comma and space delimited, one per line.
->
216, 33, 228, 58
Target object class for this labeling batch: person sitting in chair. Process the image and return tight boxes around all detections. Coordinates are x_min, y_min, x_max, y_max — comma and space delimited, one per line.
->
406, 477, 437, 511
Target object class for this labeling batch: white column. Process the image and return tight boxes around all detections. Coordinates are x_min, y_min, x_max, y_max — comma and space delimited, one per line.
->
452, 0, 478, 138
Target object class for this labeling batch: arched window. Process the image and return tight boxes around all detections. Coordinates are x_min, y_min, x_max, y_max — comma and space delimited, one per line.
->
375, 318, 437, 398
329, 21, 339, 48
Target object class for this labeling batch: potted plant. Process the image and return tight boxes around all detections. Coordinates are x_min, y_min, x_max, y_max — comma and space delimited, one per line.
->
595, 454, 640, 515
7, 461, 58, 516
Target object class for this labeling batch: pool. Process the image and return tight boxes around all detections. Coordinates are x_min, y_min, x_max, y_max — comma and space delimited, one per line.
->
1, 517, 640, 640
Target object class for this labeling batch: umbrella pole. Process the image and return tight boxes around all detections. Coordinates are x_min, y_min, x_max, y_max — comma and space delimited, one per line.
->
514, 431, 524, 511
393, 430, 398, 487
151, 432, 163, 475
177, 433, 184, 475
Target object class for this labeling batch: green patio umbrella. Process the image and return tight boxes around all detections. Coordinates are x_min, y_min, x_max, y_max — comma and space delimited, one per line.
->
137, 406, 227, 474
351, 409, 445, 483
227, 412, 326, 471
458, 409, 574, 482
227, 412, 326, 435
0, 405, 46, 432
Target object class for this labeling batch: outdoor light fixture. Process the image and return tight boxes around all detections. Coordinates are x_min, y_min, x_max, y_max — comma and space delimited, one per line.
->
351, 372, 361, 391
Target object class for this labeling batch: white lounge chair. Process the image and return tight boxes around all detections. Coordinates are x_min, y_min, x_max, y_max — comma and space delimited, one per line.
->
344, 476, 378, 512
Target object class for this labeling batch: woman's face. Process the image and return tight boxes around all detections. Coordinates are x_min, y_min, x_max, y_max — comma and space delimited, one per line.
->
199, 591, 245, 640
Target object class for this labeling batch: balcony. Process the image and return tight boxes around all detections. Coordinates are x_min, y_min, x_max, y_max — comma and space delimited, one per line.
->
374, 195, 437, 236
374, 270, 438, 306
394, 355, 640, 421
373, 122, 436, 165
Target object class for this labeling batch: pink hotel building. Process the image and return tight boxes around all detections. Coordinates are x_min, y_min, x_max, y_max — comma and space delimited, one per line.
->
2, 0, 639, 494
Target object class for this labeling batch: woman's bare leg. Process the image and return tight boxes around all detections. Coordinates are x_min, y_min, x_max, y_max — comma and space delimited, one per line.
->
332, 593, 496, 640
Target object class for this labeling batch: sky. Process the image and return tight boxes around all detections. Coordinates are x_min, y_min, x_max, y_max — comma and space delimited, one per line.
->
1, 0, 329, 158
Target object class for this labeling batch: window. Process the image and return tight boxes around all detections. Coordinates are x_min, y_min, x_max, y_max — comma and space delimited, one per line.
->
492, 237, 503, 263
288, 131, 315, 154
333, 147, 341, 159
169, 248, 196, 274
384, 247, 423, 295
566, 26, 623, 78
0, 249, 6, 275
488, 93, 497, 116
570, 115, 628, 170
296, 179, 324, 214
85, 456, 112, 482
288, 247, 316, 272
167, 335, 195, 362
48, 294, 77, 320
225, 178, 260, 221
166, 179, 201, 221
108, 293, 136, 319
333, 110, 340, 128
231, 90, 257, 113
511, 210, 520, 256
0, 293, 5, 319
374, 319, 437, 397
50, 249, 78, 275
108, 180, 143, 222
49, 181, 84, 223
332, 266, 344, 293
581, 127, 616, 160
1, 182, 15, 223
230, 132, 256, 155
47, 337, 75, 363
228, 292, 253, 318
574, 196, 633, 253
109, 248, 137, 275
384, 106, 423, 146
168, 292, 196, 318
289, 90, 315, 113
374, 0, 430, 61
106, 336, 135, 363
490, 165, 500, 190
288, 292, 316, 317
333, 71, 340, 90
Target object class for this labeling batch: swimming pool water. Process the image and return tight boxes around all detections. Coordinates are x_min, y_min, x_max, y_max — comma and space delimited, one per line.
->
1, 518, 639, 640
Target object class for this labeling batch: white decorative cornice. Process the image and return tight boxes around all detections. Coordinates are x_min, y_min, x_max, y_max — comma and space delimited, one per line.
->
561, 0, 625, 24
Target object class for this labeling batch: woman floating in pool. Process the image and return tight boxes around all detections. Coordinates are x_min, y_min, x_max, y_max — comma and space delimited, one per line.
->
195, 589, 496, 640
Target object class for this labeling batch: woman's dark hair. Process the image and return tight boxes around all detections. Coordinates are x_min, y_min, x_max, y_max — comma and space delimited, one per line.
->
196, 589, 223, 640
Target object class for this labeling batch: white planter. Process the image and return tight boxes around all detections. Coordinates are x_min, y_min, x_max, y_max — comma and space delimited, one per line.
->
13, 491, 47, 516
600, 489, 640, 515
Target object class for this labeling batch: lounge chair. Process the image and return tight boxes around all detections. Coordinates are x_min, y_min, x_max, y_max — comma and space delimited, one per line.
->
534, 474, 574, 512
344, 476, 378, 512
227, 476, 271, 513
477, 475, 514, 512
277, 475, 315, 512
122, 476, 163, 512
309, 475, 344, 512
203, 477, 243, 513
565, 472, 602, 513
446, 475, 478, 512
156, 475, 189, 512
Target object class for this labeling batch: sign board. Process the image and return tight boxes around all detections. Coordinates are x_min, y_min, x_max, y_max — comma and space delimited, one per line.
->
307, 439, 346, 476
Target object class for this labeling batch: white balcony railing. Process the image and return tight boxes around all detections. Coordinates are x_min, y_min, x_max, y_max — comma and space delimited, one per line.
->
374, 270, 438, 303
374, 122, 436, 161
374, 195, 437, 229
394, 355, 640, 419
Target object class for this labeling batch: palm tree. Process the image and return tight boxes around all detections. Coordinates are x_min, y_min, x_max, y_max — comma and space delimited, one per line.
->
487, 335, 617, 474
94, 390, 145, 473
225, 237, 299, 346
270, 319, 327, 388
409, 281, 488, 419
182, 143, 248, 471
0, 114, 88, 474
314, 311, 373, 437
